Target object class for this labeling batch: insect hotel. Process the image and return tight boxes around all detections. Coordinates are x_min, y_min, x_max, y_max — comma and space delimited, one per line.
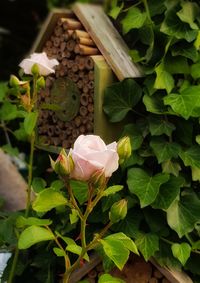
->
31, 3, 141, 152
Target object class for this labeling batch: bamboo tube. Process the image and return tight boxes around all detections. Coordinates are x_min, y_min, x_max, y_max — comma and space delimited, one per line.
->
88, 104, 94, 113
68, 70, 74, 79
85, 57, 94, 70
57, 14, 76, 26
54, 26, 63, 37
88, 71, 94, 81
78, 70, 85, 78
80, 94, 89, 106
74, 116, 82, 127
76, 44, 99, 55
62, 18, 82, 30
66, 127, 72, 135
59, 132, 68, 141
83, 85, 89, 93
53, 37, 60, 47
86, 122, 93, 132
61, 58, 68, 66
72, 129, 79, 139
88, 113, 93, 121
72, 30, 90, 39
60, 42, 67, 52
88, 81, 94, 89
88, 96, 93, 103
62, 140, 71, 149
51, 137, 60, 146
72, 63, 79, 73
45, 40, 53, 48
67, 60, 74, 69
67, 30, 74, 37
77, 37, 95, 47
71, 74, 79, 82
77, 80, 83, 89
67, 39, 76, 52
52, 115, 58, 124
79, 125, 86, 134
47, 125, 55, 137
80, 106, 88, 116
74, 44, 81, 54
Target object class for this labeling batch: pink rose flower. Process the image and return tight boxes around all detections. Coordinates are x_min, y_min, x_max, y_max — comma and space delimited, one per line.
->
19, 52, 59, 76
69, 135, 119, 181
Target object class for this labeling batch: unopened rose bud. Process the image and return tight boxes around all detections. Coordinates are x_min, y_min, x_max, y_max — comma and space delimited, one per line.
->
109, 199, 127, 223
90, 169, 106, 188
50, 149, 74, 176
31, 63, 40, 76
9, 75, 20, 87
117, 136, 132, 164
37, 76, 45, 89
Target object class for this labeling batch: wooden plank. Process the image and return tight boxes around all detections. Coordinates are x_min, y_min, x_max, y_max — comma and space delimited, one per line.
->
92, 55, 123, 143
150, 258, 193, 283
73, 3, 142, 81
30, 8, 74, 53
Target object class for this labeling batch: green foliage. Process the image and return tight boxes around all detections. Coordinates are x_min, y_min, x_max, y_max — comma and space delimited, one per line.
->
98, 273, 125, 283
104, 0, 200, 280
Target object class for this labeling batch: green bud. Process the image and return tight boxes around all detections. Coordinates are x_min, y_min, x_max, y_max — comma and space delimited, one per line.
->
50, 149, 74, 176
31, 63, 40, 76
36, 76, 45, 89
117, 136, 132, 164
109, 199, 127, 224
9, 75, 20, 87
90, 169, 106, 188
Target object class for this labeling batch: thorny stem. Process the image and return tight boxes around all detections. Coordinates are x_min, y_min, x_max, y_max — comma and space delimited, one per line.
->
62, 184, 109, 283
25, 132, 35, 217
7, 229, 20, 283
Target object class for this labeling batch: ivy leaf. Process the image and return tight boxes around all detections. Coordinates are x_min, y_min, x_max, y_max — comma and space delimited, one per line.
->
191, 62, 200, 80
176, 2, 199, 30
164, 86, 200, 120
161, 159, 181, 177
53, 247, 65, 257
69, 209, 79, 225
16, 216, 52, 228
171, 43, 198, 62
150, 137, 181, 164
24, 111, 38, 136
152, 176, 184, 210
121, 7, 147, 34
167, 194, 200, 237
179, 146, 200, 168
0, 101, 18, 120
103, 185, 123, 197
160, 5, 198, 42
66, 244, 89, 261
32, 177, 47, 193
127, 168, 169, 207
100, 238, 129, 270
103, 79, 142, 122
98, 274, 125, 283
105, 232, 138, 255
148, 116, 175, 136
164, 56, 190, 74
18, 226, 54, 249
70, 180, 88, 205
171, 243, 191, 265
109, 2, 124, 20
154, 63, 174, 93
122, 124, 143, 150
135, 233, 159, 261
191, 166, 200, 181
32, 189, 68, 212
143, 94, 167, 114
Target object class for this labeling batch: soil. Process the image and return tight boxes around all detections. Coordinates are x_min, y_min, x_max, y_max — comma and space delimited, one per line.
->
83, 255, 171, 283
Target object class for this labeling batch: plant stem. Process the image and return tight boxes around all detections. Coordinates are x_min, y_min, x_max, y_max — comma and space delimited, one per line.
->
66, 182, 83, 219
7, 246, 19, 283
25, 132, 35, 217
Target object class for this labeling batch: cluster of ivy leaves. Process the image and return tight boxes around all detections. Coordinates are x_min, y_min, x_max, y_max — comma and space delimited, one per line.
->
103, 0, 200, 281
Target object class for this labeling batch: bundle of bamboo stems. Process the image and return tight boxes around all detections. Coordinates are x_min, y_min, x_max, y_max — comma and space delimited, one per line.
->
38, 13, 100, 148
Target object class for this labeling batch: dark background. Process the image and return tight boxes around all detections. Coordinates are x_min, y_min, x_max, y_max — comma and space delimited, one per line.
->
0, 0, 51, 80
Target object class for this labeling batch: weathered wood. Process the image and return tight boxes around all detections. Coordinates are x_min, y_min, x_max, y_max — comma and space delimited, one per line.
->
0, 149, 27, 211
150, 258, 193, 283
30, 8, 74, 53
73, 3, 142, 81
92, 55, 122, 143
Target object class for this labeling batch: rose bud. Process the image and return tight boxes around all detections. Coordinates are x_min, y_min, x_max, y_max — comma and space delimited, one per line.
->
9, 75, 20, 87
90, 169, 106, 188
109, 199, 127, 224
31, 63, 40, 76
36, 76, 45, 90
50, 149, 74, 176
117, 136, 132, 164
